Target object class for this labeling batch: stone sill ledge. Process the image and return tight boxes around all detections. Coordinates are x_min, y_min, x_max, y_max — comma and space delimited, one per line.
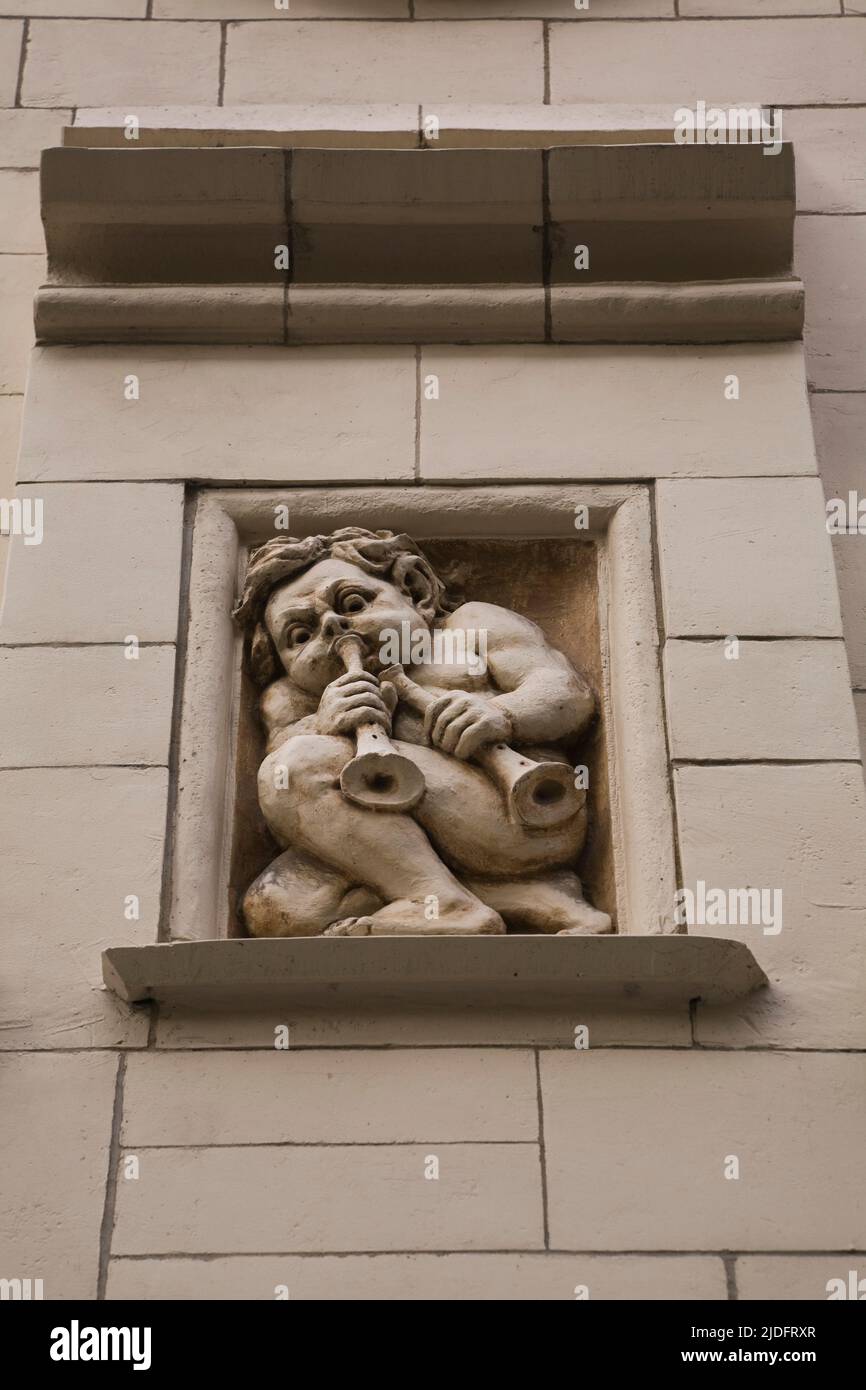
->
102, 936, 767, 1012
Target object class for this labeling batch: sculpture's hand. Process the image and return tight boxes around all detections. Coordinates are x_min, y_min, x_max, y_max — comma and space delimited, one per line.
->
316, 670, 396, 737
422, 691, 511, 761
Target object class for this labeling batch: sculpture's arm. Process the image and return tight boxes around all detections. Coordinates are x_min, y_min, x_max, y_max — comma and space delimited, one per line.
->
460, 602, 595, 745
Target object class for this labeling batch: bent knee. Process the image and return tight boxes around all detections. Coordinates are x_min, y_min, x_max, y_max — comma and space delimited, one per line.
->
260, 734, 350, 796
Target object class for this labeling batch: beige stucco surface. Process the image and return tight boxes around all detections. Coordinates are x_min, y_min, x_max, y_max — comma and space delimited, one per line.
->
1, 5, 865, 1303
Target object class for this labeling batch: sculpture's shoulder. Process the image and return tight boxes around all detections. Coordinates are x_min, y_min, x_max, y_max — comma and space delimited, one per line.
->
260, 677, 317, 752
447, 600, 548, 646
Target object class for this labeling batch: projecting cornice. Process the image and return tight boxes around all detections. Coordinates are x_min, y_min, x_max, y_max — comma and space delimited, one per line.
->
37, 127, 802, 346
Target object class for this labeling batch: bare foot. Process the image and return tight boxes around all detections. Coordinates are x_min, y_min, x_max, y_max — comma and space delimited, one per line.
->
323, 896, 505, 937
466, 867, 613, 935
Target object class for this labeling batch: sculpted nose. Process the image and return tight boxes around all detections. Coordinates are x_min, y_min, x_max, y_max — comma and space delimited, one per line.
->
320, 610, 349, 640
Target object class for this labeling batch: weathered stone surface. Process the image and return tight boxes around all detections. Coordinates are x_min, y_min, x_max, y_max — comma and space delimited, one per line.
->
224, 21, 544, 105
22, 20, 220, 107
107, 1252, 726, 1300
682, 0, 837, 12
1, 483, 183, 643
737, 1256, 866, 1301
784, 108, 866, 213
3, 1, 145, 12
0, 256, 43, 394
797, 216, 866, 389
0, 1052, 116, 1296
0, 172, 42, 254
0, 767, 166, 1049
0, 20, 21, 106
69, 104, 420, 148
123, 1050, 538, 1145
811, 391, 866, 685
542, 1051, 866, 1249
19, 346, 416, 483
656, 478, 842, 637
155, 0, 406, 13
677, 764, 866, 1048
418, 0, 672, 12
419, 345, 816, 482
664, 639, 859, 761
112, 1144, 545, 1253
155, 1003, 692, 1050
551, 18, 866, 104
0, 110, 70, 168
0, 645, 175, 766
855, 693, 866, 761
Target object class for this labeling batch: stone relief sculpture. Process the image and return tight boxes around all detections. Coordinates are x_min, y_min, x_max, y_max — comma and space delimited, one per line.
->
233, 528, 612, 938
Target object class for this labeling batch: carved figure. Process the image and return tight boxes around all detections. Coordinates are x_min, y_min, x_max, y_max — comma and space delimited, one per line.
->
233, 528, 612, 937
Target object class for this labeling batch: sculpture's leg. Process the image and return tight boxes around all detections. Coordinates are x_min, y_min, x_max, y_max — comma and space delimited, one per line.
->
464, 867, 613, 936
258, 734, 505, 936
242, 848, 383, 939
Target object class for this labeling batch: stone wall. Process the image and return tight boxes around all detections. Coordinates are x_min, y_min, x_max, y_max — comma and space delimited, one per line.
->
1, 2, 865, 1302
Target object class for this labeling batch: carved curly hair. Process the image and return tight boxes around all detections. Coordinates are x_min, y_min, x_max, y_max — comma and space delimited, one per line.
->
233, 527, 454, 686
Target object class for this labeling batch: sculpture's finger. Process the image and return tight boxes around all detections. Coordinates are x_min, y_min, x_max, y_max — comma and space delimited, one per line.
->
430, 697, 471, 746
440, 710, 478, 756
422, 695, 451, 741
453, 720, 488, 761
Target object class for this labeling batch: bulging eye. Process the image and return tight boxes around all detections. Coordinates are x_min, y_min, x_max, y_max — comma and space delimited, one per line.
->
340, 592, 367, 615
287, 626, 312, 647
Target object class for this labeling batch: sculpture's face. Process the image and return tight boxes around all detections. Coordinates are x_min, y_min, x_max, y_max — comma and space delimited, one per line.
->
264, 557, 431, 696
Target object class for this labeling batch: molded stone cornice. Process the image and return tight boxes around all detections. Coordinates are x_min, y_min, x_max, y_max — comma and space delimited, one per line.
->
37, 140, 802, 346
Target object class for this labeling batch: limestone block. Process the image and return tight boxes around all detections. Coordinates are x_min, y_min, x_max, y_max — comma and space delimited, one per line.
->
655, 478, 842, 637
224, 21, 544, 105
0, 20, 21, 106
0, 767, 166, 1049
112, 1144, 545, 1253
155, 1003, 692, 1050
156, 0, 406, 13
797, 216, 866, 389
42, 147, 287, 286
19, 346, 417, 484
0, 172, 42, 254
69, 104, 420, 149
676, 764, 866, 1048
682, 0, 837, 11
0, 256, 43, 393
737, 1256, 866, 1300
419, 345, 816, 483
784, 109, 866, 213
2, 1, 145, 12
0, 1053, 116, 1297
541, 1051, 866, 1249
420, 103, 678, 148
123, 1050, 538, 1145
0, 110, 70, 167
291, 148, 543, 285
107, 1253, 726, 1301
1, 483, 183, 643
551, 19, 866, 104
0, 393, 23, 479
22, 20, 220, 107
418, 0, 673, 12
811, 392, 866, 684
664, 639, 859, 761
0, 645, 175, 766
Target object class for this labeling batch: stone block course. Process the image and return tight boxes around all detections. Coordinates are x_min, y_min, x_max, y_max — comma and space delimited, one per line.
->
122, 1049, 539, 1145
0, 644, 175, 766
0, 766, 166, 1049
22, 20, 221, 108
112, 1143, 546, 1253
541, 1051, 866, 1249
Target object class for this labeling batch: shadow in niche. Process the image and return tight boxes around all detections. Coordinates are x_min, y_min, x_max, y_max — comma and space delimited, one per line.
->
227, 537, 615, 937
